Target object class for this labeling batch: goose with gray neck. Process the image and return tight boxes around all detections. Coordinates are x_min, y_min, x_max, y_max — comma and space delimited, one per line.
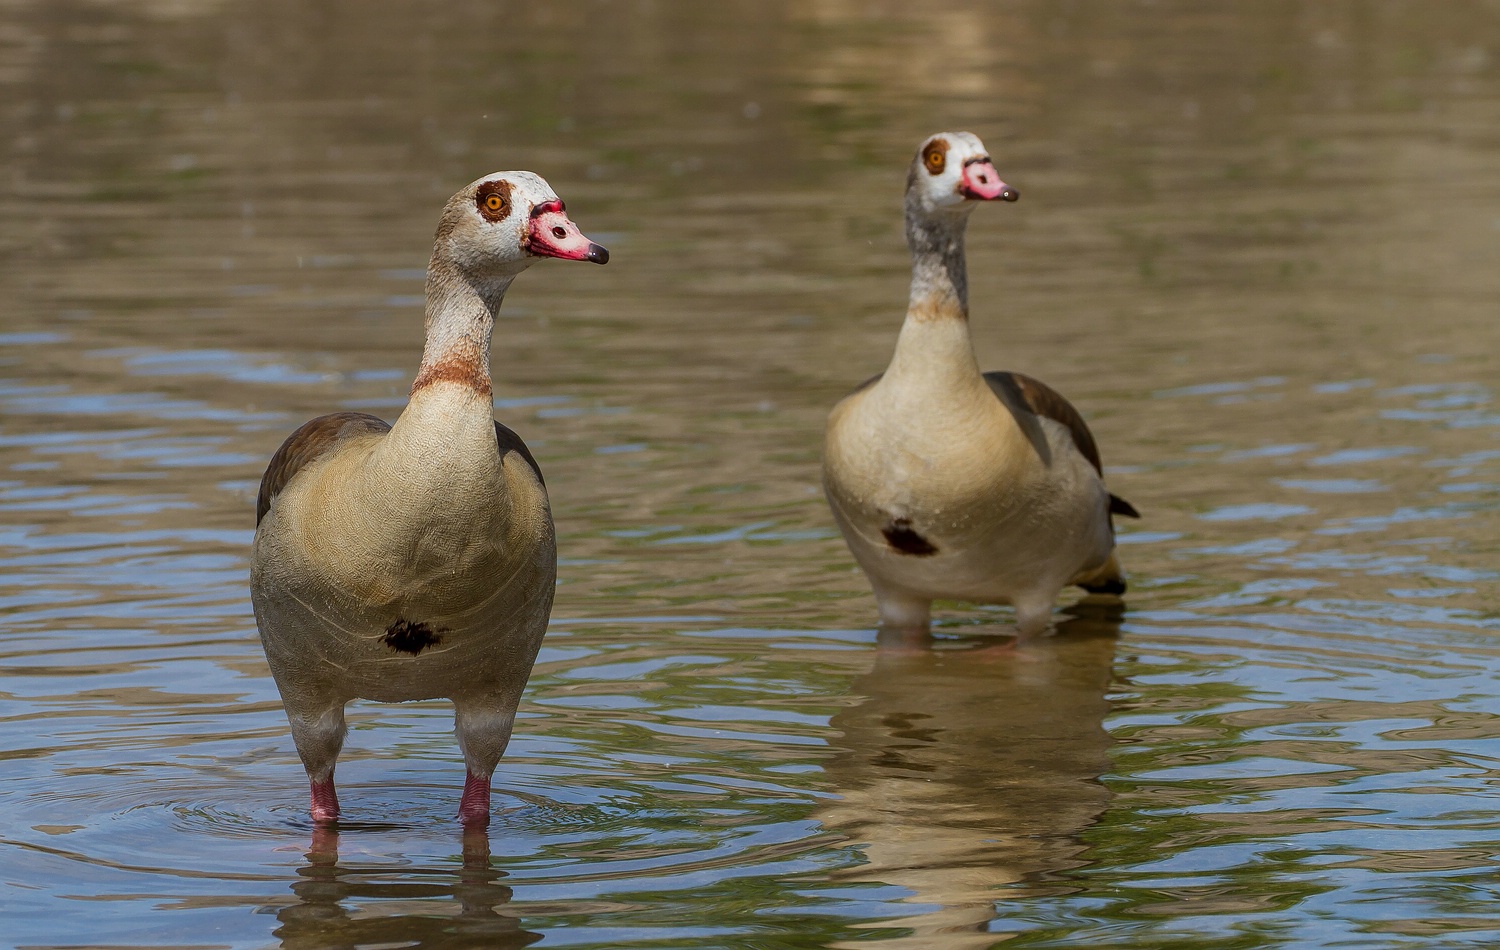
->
823, 131, 1138, 641
250, 171, 607, 825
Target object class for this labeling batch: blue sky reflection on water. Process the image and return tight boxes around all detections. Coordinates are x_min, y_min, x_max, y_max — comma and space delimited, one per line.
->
2, 1, 1500, 947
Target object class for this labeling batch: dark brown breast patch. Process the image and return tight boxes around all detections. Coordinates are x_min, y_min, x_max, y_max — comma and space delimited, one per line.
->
882, 518, 938, 556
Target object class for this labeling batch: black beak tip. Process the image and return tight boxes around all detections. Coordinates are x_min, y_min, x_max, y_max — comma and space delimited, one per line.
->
587, 243, 610, 265
1001, 188, 1020, 202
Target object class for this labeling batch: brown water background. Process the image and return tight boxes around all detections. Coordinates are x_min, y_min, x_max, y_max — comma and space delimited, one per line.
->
2, 2, 1499, 947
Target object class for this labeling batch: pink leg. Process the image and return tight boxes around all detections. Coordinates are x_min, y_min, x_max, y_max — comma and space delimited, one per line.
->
458, 771, 491, 826
308, 825, 340, 860
874, 623, 935, 654
963, 637, 1022, 663
310, 777, 340, 823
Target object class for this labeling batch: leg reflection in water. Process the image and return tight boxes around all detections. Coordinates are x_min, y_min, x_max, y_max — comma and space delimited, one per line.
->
273, 826, 540, 950
820, 605, 1123, 949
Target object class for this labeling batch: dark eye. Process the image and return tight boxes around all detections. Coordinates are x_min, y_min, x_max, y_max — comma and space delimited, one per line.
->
552, 225, 567, 239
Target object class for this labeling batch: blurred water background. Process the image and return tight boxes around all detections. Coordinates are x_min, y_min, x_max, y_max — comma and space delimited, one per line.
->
2, 1, 1499, 947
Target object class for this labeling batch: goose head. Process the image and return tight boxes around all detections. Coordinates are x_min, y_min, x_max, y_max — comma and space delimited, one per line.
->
905, 131, 1018, 218
432, 171, 609, 288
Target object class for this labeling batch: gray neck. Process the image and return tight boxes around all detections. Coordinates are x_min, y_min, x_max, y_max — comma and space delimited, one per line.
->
412, 258, 514, 397
886, 193, 982, 384
904, 193, 973, 321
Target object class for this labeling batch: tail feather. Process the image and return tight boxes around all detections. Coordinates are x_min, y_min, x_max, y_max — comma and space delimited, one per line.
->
1109, 493, 1140, 519
1078, 575, 1127, 596
1074, 551, 1127, 596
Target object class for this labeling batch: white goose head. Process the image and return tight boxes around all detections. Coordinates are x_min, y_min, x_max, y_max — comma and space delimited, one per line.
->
905, 131, 1018, 218
432, 171, 609, 287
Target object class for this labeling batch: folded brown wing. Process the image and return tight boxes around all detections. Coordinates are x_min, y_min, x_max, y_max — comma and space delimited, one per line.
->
983, 371, 1139, 518
255, 412, 392, 525
494, 420, 544, 488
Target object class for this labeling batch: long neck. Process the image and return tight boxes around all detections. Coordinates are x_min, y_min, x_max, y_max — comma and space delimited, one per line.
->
411, 258, 513, 397
888, 200, 981, 382
905, 199, 972, 322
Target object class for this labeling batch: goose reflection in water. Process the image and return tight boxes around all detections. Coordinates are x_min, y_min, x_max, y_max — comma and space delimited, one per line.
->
273, 827, 539, 950
820, 608, 1122, 948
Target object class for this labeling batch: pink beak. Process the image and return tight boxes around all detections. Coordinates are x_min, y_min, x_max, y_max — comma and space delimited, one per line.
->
527, 200, 609, 263
960, 159, 1019, 202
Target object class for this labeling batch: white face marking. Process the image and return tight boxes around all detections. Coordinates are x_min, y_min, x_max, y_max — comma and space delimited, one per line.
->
913, 131, 990, 211
439, 171, 563, 278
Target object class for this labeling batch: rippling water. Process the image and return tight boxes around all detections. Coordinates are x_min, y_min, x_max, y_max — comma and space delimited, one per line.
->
3, 2, 1499, 947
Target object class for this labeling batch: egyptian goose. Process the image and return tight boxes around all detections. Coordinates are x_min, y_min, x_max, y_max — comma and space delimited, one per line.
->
250, 171, 607, 825
823, 132, 1138, 639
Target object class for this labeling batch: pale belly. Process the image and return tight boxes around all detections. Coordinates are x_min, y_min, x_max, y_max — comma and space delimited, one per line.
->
252, 557, 555, 704
825, 406, 1113, 607
250, 488, 557, 704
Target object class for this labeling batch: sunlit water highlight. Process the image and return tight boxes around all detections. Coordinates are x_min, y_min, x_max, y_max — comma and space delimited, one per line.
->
2, 2, 1499, 948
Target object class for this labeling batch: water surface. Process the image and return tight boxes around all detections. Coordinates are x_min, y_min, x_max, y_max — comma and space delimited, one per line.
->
3, 2, 1500, 947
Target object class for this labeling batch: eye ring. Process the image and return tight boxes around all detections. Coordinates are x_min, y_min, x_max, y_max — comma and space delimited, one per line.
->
552, 225, 567, 239
924, 147, 946, 175
475, 181, 513, 221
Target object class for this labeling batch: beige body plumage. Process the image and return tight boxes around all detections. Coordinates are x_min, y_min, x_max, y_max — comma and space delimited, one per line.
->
250, 171, 607, 824
824, 132, 1136, 638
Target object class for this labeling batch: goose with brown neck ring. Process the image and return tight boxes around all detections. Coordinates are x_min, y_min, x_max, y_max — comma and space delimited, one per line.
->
822, 131, 1137, 643
250, 170, 607, 826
